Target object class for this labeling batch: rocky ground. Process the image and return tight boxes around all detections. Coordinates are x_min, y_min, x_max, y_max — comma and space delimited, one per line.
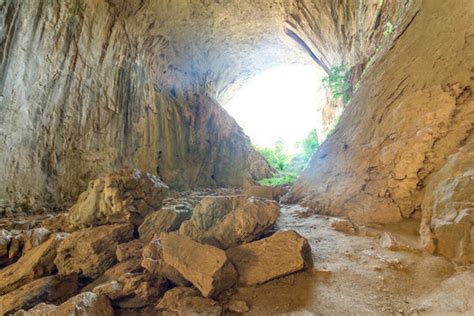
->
0, 169, 473, 315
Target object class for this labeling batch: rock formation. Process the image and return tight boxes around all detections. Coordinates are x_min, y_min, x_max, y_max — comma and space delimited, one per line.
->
0, 0, 473, 313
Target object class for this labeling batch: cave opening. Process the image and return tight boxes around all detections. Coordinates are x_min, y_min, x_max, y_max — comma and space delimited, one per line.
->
224, 64, 326, 151
223, 64, 327, 185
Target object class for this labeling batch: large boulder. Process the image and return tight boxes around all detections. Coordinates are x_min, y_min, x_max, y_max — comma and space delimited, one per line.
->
179, 196, 279, 249
67, 169, 169, 229
0, 275, 78, 315
0, 235, 63, 295
138, 206, 192, 243
16, 292, 114, 316
420, 141, 474, 263
156, 287, 222, 316
227, 230, 313, 285
55, 224, 133, 279
22, 228, 51, 253
83, 260, 141, 292
141, 238, 190, 287
161, 232, 237, 298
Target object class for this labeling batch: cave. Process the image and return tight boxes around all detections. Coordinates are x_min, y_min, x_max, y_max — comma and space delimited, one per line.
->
0, 0, 473, 314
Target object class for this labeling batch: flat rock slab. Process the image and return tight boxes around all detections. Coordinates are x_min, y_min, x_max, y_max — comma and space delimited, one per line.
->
161, 232, 237, 298
227, 230, 313, 285
55, 224, 133, 279
138, 207, 191, 242
179, 196, 279, 249
0, 275, 78, 315
0, 234, 63, 295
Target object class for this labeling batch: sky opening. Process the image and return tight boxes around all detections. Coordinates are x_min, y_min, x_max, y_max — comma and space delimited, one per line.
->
224, 65, 325, 153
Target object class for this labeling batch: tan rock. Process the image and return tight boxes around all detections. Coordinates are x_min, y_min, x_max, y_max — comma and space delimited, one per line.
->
83, 259, 141, 292
0, 229, 12, 257
156, 287, 222, 316
420, 141, 474, 263
116, 240, 144, 262
138, 207, 191, 242
179, 196, 279, 249
68, 169, 169, 229
0, 235, 62, 295
0, 275, 78, 315
227, 230, 313, 285
228, 299, 250, 313
243, 179, 289, 202
41, 213, 74, 233
16, 292, 114, 316
22, 228, 51, 253
141, 238, 190, 287
330, 217, 357, 234
55, 224, 133, 278
161, 232, 237, 297
93, 271, 167, 309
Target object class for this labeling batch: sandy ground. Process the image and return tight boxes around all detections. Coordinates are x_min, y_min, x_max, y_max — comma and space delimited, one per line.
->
227, 205, 474, 315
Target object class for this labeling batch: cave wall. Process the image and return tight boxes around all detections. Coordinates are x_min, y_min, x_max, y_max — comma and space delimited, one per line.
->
290, 0, 474, 260
0, 0, 272, 210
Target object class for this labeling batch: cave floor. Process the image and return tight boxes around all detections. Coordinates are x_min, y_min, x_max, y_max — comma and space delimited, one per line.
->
228, 205, 474, 315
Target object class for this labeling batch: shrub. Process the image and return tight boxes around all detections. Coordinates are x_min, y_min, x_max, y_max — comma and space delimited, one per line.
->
322, 65, 351, 104
256, 130, 320, 186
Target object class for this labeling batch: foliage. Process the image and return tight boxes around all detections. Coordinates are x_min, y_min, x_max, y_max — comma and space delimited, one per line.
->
322, 65, 351, 104
384, 21, 394, 37
256, 130, 320, 186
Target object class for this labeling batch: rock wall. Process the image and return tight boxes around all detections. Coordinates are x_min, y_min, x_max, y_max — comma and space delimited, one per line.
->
291, 0, 474, 238
0, 0, 272, 210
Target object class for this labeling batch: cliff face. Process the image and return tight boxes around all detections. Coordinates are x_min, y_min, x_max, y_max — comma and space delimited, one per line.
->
0, 0, 274, 209
0, 0, 418, 210
291, 0, 474, 261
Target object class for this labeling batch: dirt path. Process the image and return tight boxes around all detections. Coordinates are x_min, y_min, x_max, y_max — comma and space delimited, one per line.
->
228, 205, 474, 315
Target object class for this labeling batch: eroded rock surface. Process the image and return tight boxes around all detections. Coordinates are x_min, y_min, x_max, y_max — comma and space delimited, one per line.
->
55, 224, 133, 278
179, 196, 279, 249
17, 292, 114, 316
138, 206, 191, 242
68, 169, 169, 228
161, 232, 237, 298
0, 275, 78, 315
156, 287, 222, 316
227, 230, 312, 285
0, 235, 63, 295
420, 140, 474, 263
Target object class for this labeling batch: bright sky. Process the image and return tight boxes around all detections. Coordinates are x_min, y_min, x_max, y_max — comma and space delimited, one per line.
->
224, 65, 325, 153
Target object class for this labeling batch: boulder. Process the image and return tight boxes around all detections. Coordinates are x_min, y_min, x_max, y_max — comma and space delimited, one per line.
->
41, 214, 74, 233
92, 271, 167, 309
179, 196, 279, 249
138, 207, 191, 242
161, 232, 237, 297
0, 235, 63, 295
227, 230, 313, 285
22, 228, 51, 253
0, 275, 78, 315
83, 259, 141, 292
67, 169, 169, 229
16, 292, 114, 316
156, 287, 222, 316
330, 217, 357, 234
116, 240, 144, 262
141, 238, 190, 287
55, 224, 133, 279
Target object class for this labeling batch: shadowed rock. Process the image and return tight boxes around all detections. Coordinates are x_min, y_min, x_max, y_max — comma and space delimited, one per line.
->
161, 232, 237, 298
55, 224, 134, 279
